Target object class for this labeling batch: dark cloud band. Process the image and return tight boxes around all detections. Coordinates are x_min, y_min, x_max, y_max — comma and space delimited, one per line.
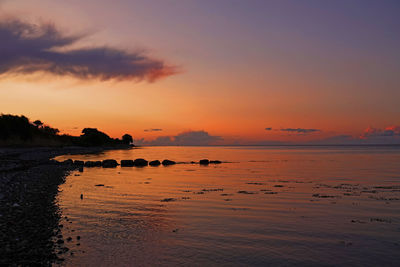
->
280, 128, 321, 134
0, 18, 176, 81
144, 128, 163, 132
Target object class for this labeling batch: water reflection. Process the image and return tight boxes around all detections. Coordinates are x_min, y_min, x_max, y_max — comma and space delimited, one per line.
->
56, 146, 400, 266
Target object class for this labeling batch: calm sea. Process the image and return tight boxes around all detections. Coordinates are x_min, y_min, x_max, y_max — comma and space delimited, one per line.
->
55, 146, 400, 266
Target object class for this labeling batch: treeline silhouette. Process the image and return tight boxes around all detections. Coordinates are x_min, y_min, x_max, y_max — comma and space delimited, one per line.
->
0, 114, 133, 147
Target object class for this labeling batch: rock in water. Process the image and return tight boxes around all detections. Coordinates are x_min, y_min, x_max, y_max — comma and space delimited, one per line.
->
149, 160, 161, 166
120, 160, 134, 167
133, 158, 148, 167
161, 198, 177, 202
74, 160, 84, 166
199, 159, 210, 165
162, 159, 176, 166
102, 159, 118, 168
84, 161, 102, 167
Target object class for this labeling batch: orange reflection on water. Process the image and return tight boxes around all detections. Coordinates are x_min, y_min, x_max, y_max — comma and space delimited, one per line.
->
56, 146, 400, 266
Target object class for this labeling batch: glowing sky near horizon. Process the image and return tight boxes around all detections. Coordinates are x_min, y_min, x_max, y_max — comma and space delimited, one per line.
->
0, 0, 399, 144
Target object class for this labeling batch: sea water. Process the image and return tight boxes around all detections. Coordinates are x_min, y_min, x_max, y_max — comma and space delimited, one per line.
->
55, 146, 400, 266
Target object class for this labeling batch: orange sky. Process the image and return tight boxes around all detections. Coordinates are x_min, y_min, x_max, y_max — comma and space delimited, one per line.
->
1, 1, 400, 145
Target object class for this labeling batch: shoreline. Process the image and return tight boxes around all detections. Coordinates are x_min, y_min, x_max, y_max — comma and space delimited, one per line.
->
0, 146, 128, 265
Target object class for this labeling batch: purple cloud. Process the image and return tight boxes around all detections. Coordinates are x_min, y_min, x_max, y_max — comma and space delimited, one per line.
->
0, 18, 176, 81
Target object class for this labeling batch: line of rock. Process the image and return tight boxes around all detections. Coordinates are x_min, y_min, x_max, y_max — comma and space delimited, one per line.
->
57, 158, 222, 169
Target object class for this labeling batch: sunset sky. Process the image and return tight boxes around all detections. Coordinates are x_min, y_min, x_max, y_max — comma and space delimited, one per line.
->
1, 0, 399, 145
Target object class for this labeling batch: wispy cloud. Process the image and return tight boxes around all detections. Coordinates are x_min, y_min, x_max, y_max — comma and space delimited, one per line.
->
308, 125, 400, 145
360, 125, 400, 139
136, 130, 222, 146
0, 18, 177, 81
280, 128, 321, 134
144, 128, 163, 132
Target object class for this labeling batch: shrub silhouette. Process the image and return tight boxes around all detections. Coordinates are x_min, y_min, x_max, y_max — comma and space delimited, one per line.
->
0, 114, 134, 147
122, 134, 133, 145
0, 114, 33, 141
33, 120, 43, 128
80, 128, 114, 146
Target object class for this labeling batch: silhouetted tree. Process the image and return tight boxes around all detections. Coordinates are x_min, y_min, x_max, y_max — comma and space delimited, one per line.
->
122, 134, 133, 145
80, 128, 113, 146
1, 114, 133, 147
41, 125, 59, 135
33, 120, 43, 128
0, 114, 32, 141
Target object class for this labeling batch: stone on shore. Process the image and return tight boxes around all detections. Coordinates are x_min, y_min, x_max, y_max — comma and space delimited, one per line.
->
62, 159, 73, 165
102, 159, 118, 168
149, 160, 161, 166
74, 160, 84, 166
162, 159, 176, 166
133, 158, 148, 167
121, 160, 135, 167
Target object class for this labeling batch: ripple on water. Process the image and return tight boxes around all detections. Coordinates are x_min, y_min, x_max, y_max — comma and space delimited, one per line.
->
56, 146, 400, 266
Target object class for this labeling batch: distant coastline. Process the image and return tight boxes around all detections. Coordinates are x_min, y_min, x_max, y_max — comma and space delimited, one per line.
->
141, 144, 400, 147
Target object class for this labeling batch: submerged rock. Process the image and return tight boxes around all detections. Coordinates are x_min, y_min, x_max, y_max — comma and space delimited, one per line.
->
202, 188, 224, 192
120, 160, 134, 167
161, 198, 177, 202
237, 190, 257, 194
162, 159, 176, 166
199, 159, 210, 165
149, 160, 161, 166
133, 158, 148, 167
312, 194, 338, 198
102, 159, 118, 168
